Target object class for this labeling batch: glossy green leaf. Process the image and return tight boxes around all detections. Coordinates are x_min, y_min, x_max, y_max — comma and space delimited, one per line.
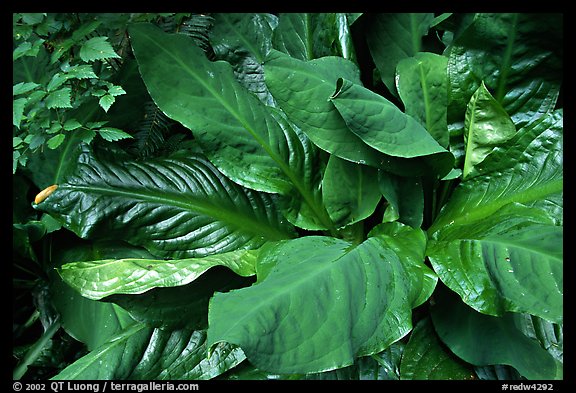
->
331, 78, 445, 158
427, 203, 563, 323
79, 36, 120, 62
211, 13, 277, 63
429, 110, 563, 233
272, 13, 355, 61
396, 52, 449, 148
366, 13, 435, 96
129, 23, 333, 231
264, 49, 380, 166
378, 171, 423, 229
210, 13, 278, 106
107, 268, 254, 330
52, 325, 245, 380
59, 249, 258, 300
462, 82, 516, 179
34, 147, 295, 259
447, 13, 562, 129
207, 231, 436, 374
330, 78, 454, 177
400, 317, 475, 380
322, 156, 381, 228
50, 240, 153, 350
431, 288, 563, 380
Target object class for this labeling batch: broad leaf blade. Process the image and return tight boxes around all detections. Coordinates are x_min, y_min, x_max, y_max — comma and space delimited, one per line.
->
431, 288, 563, 380
429, 110, 563, 233
272, 13, 355, 61
322, 156, 381, 228
129, 23, 333, 231
330, 78, 454, 177
210, 13, 278, 106
462, 82, 516, 179
49, 240, 151, 350
211, 13, 277, 63
366, 13, 435, 96
447, 13, 562, 129
400, 317, 475, 380
427, 204, 563, 323
52, 326, 245, 380
396, 52, 449, 148
264, 50, 381, 166
34, 147, 295, 259
207, 231, 436, 374
58, 249, 258, 300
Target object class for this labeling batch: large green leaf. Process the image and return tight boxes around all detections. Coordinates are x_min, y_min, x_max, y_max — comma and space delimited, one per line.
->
272, 13, 355, 61
322, 155, 381, 228
429, 110, 563, 233
129, 23, 333, 231
52, 325, 245, 380
330, 78, 454, 177
50, 240, 152, 350
396, 52, 449, 148
378, 171, 423, 229
427, 203, 563, 323
330, 78, 446, 158
462, 82, 516, 179
400, 317, 475, 380
107, 267, 254, 330
207, 227, 436, 374
211, 13, 277, 63
210, 13, 277, 106
34, 147, 295, 259
264, 49, 381, 166
447, 13, 562, 129
58, 249, 258, 300
366, 13, 435, 96
431, 288, 563, 380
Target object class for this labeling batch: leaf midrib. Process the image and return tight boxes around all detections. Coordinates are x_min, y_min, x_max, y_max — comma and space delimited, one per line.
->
62, 184, 293, 241
135, 26, 334, 231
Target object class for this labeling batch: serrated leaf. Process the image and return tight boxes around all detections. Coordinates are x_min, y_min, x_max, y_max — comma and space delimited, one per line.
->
79, 36, 121, 62
13, 82, 40, 96
46, 134, 66, 149
98, 94, 115, 112
207, 229, 436, 374
34, 147, 296, 259
97, 127, 132, 142
45, 87, 72, 109
63, 119, 82, 131
13, 97, 27, 128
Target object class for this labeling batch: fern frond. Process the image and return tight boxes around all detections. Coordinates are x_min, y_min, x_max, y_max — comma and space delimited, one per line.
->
130, 101, 172, 157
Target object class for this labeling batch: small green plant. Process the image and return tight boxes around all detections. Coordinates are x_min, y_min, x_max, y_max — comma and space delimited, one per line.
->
13, 13, 562, 380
